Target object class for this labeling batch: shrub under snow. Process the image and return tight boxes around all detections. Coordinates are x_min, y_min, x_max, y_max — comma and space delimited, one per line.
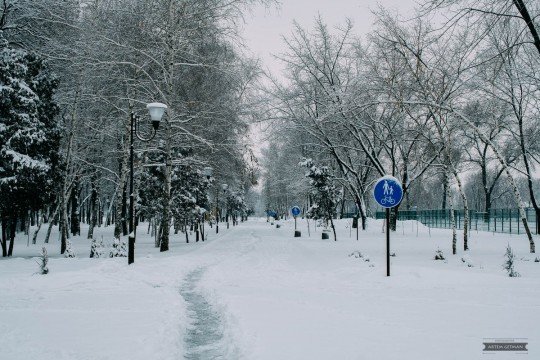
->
434, 249, 445, 260
110, 238, 127, 257
503, 244, 520, 277
37, 247, 49, 275
90, 237, 105, 258
64, 240, 76, 258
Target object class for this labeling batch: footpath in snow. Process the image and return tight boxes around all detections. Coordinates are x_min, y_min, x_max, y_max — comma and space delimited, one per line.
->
1, 217, 539, 359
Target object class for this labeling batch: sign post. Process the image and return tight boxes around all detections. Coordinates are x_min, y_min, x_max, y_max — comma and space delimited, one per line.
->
373, 175, 403, 277
291, 206, 301, 237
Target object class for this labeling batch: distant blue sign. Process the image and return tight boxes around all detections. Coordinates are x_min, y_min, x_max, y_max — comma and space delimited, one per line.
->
291, 206, 301, 217
373, 176, 403, 208
266, 210, 277, 218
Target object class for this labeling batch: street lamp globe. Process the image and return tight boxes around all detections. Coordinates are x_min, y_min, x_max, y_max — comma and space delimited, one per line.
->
146, 102, 167, 130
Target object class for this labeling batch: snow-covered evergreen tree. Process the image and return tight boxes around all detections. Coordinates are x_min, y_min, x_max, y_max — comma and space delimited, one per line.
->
90, 237, 105, 258
0, 33, 61, 257
109, 238, 127, 258
37, 247, 49, 275
64, 240, 76, 258
138, 146, 211, 245
301, 159, 342, 241
225, 187, 248, 225
171, 163, 210, 239
434, 249, 445, 260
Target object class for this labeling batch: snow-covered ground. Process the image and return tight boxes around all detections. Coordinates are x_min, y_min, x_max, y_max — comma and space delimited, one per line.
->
1, 218, 539, 359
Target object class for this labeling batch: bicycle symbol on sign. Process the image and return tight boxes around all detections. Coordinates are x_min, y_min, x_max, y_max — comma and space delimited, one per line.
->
380, 196, 395, 205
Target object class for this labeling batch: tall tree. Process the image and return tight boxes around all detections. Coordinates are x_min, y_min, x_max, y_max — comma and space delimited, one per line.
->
0, 35, 61, 256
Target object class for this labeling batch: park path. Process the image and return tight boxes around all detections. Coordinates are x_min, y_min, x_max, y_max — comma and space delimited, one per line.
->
180, 268, 230, 359
178, 224, 260, 359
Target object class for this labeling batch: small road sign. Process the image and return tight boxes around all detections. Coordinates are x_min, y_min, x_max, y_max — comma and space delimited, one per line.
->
373, 175, 403, 209
291, 206, 302, 236
373, 175, 403, 277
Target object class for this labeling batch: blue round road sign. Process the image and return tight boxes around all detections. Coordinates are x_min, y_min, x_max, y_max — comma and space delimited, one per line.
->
291, 206, 301, 217
373, 176, 403, 208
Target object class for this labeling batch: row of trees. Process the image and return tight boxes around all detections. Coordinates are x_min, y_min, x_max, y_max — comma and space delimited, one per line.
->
262, 0, 540, 253
0, 0, 263, 256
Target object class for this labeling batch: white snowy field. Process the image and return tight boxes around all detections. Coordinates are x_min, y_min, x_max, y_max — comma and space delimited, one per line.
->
1, 218, 539, 360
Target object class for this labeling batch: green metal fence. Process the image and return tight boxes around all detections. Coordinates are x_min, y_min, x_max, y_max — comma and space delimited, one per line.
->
375, 208, 539, 235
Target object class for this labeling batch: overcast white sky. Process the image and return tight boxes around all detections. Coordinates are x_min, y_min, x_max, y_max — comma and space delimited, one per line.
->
240, 0, 419, 76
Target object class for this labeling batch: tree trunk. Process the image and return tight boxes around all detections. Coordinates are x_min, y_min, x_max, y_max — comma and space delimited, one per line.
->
70, 177, 81, 236
200, 222, 205, 242
484, 194, 492, 223
442, 171, 449, 210
114, 177, 128, 239
8, 215, 17, 256
87, 176, 98, 239
59, 190, 69, 254
359, 195, 367, 230
32, 212, 42, 245
174, 218, 180, 234
446, 177, 457, 255
330, 217, 337, 241
506, 168, 535, 252
121, 182, 128, 236
155, 219, 161, 248
22, 212, 28, 235
44, 207, 58, 244
517, 110, 540, 236
160, 1, 176, 252
1, 215, 7, 257
536, 209, 540, 236
159, 131, 172, 252
390, 206, 398, 231
339, 189, 346, 218
452, 170, 469, 251
512, 0, 540, 57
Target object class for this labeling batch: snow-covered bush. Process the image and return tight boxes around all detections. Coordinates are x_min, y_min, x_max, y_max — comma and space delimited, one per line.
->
348, 251, 372, 264
434, 249, 445, 260
37, 247, 49, 275
64, 240, 76, 258
503, 245, 520, 277
90, 237, 105, 258
109, 238, 127, 257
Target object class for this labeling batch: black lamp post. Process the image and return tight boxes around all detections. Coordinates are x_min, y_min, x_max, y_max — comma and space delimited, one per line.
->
201, 167, 213, 241
222, 183, 229, 229
128, 102, 167, 265
215, 186, 219, 234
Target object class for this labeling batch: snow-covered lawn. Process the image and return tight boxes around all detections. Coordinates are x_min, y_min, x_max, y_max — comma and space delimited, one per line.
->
1, 218, 539, 359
